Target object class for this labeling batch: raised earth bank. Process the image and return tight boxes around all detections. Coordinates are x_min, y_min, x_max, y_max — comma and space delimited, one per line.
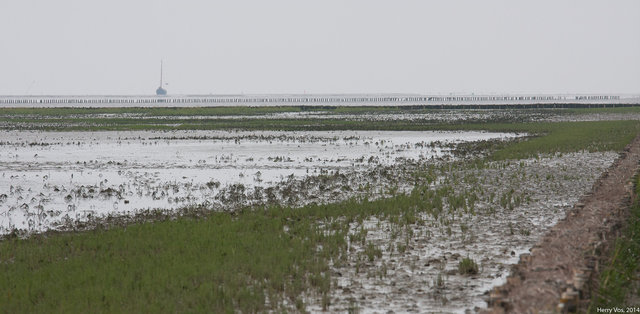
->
484, 135, 640, 313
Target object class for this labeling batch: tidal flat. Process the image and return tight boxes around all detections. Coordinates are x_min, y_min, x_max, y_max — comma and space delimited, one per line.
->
1, 106, 639, 313
0, 129, 516, 234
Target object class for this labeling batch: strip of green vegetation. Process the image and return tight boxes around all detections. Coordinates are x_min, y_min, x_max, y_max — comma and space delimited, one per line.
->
1, 107, 638, 135
589, 174, 640, 311
470, 121, 640, 160
2, 104, 639, 117
0, 119, 638, 312
0, 105, 451, 117
565, 106, 640, 115
431, 120, 640, 160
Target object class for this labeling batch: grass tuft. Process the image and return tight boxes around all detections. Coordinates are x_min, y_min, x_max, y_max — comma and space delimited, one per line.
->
458, 257, 479, 275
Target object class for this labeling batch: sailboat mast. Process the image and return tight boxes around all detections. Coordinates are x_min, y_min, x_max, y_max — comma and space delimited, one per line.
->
156, 59, 168, 96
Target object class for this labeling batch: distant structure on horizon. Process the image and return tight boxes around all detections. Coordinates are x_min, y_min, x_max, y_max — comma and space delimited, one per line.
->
3, 93, 636, 108
156, 60, 167, 96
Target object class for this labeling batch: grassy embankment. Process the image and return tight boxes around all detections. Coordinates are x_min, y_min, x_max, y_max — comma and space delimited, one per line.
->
589, 174, 640, 311
0, 114, 639, 312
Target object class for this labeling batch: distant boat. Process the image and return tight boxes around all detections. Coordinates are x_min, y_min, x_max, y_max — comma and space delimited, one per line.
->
156, 60, 167, 96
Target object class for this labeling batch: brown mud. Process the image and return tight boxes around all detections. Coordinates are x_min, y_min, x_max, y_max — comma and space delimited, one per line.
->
484, 134, 640, 313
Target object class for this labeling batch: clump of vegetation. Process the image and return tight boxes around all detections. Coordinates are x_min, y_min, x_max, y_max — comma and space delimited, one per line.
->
458, 257, 479, 275
364, 242, 382, 262
205, 180, 220, 189
433, 272, 446, 290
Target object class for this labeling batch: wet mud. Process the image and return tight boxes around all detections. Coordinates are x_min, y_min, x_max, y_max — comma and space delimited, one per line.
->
484, 135, 640, 313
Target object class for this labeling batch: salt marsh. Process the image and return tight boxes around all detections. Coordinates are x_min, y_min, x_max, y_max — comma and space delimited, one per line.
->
0, 130, 515, 234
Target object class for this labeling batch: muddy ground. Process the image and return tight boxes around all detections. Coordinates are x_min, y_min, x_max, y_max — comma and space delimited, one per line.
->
484, 135, 640, 313
303, 151, 617, 313
0, 130, 515, 235
2, 109, 639, 312
0, 131, 626, 313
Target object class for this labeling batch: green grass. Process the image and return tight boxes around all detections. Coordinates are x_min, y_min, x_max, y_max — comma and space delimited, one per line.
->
473, 121, 640, 160
458, 257, 479, 275
387, 120, 639, 160
0, 185, 486, 312
0, 115, 639, 312
0, 209, 344, 313
565, 106, 640, 115
589, 175, 640, 311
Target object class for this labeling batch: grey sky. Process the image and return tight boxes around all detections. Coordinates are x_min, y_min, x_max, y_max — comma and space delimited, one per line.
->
1, 0, 639, 95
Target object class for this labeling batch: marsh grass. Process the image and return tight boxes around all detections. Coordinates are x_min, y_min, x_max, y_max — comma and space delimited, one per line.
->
589, 175, 640, 310
565, 106, 640, 115
364, 242, 383, 262
0, 206, 347, 313
0, 111, 639, 312
478, 121, 640, 160
458, 257, 479, 275
2, 108, 639, 163
1, 185, 495, 312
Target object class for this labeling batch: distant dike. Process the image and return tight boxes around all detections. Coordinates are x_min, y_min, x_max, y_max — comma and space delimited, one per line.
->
0, 93, 639, 108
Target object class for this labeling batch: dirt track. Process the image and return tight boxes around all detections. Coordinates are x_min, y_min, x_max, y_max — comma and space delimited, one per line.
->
484, 134, 640, 313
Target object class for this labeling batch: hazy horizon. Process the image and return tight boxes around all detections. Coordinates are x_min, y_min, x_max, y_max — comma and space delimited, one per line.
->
1, 0, 639, 96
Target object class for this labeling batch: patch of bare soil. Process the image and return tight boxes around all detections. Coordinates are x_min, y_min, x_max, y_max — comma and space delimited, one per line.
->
484, 135, 640, 313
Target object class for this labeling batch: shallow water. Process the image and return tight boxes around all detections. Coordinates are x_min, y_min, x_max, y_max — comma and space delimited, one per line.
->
0, 130, 516, 234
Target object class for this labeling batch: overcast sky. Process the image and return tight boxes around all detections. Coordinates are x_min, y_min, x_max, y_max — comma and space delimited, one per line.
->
1, 0, 639, 96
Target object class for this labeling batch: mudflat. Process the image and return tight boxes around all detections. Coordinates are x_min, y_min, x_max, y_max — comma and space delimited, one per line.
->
485, 135, 640, 312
